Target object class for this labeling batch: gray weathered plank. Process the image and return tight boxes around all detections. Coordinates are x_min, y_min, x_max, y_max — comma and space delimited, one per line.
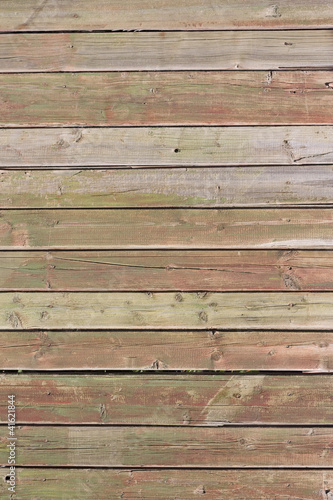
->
2, 167, 333, 208
0, 208, 333, 249
0, 330, 331, 371
1, 426, 333, 467
1, 292, 333, 330
0, 31, 332, 71
1, 127, 333, 167
1, 1, 332, 31
1, 71, 332, 126
0, 250, 333, 291
1, 374, 332, 424
1, 469, 332, 499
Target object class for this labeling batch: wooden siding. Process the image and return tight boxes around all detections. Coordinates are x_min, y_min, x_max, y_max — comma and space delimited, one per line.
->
1, 1, 332, 498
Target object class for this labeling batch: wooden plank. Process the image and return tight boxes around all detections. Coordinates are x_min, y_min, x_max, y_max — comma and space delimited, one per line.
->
1, 31, 333, 72
1, 127, 333, 167
1, 250, 333, 291
1, 426, 333, 467
0, 0, 331, 31
1, 71, 332, 126
1, 208, 333, 250
2, 167, 333, 209
1, 374, 333, 424
0, 330, 331, 371
1, 292, 333, 330
2, 469, 333, 500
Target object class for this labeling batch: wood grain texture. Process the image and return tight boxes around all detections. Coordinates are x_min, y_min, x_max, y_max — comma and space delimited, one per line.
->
2, 167, 333, 208
2, 469, 333, 499
1, 250, 333, 291
0, 330, 331, 371
1, 208, 333, 250
1, 0, 331, 31
1, 31, 333, 72
1, 374, 333, 424
1, 426, 333, 467
1, 127, 333, 167
1, 71, 333, 126
1, 292, 333, 330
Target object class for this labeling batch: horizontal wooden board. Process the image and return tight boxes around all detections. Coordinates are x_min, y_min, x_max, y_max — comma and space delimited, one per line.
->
1, 292, 333, 330
1, 127, 333, 167
0, 330, 331, 372
2, 167, 333, 208
1, 426, 333, 467
1, 208, 333, 250
1, 31, 333, 72
2, 469, 333, 500
1, 71, 333, 126
1, 374, 333, 424
1, 250, 333, 291
1, 0, 331, 31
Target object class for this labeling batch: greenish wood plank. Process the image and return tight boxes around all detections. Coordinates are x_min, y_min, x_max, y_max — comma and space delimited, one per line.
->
0, 208, 332, 249
0, 292, 333, 330
1, 127, 333, 167
2, 167, 333, 208
1, 469, 332, 499
1, 426, 333, 467
0, 330, 330, 371
0, 374, 332, 424
1, 31, 332, 71
0, 250, 332, 291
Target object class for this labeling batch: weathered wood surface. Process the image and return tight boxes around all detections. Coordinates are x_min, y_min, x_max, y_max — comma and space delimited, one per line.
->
1, 250, 333, 291
2, 167, 333, 208
1, 127, 333, 167
1, 426, 333, 467
1, 0, 331, 31
2, 469, 333, 500
1, 31, 333, 72
2, 292, 333, 330
1, 374, 333, 424
1, 71, 333, 126
1, 208, 333, 250
0, 330, 331, 372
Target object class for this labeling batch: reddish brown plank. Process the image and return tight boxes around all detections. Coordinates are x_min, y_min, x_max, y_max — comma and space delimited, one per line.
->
0, 374, 332, 425
0, 330, 331, 372
0, 250, 333, 291
0, 71, 332, 126
1, 426, 333, 467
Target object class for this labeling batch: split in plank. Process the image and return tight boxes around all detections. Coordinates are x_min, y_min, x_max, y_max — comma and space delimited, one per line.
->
0, 0, 331, 31
1, 250, 333, 291
2, 292, 333, 330
1, 31, 332, 72
1, 469, 332, 499
1, 208, 333, 250
1, 374, 333, 425
0, 330, 331, 372
1, 71, 333, 126
1, 167, 333, 209
1, 426, 333, 467
1, 126, 333, 167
